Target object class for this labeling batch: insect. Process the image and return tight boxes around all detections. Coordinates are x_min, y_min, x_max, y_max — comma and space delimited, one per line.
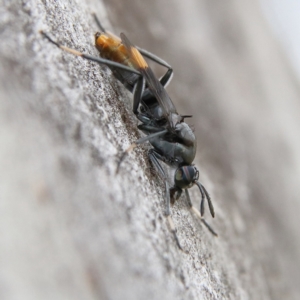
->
41, 16, 217, 249
117, 32, 217, 246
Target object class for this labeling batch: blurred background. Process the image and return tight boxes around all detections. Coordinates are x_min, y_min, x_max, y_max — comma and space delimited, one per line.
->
1, 0, 300, 299
261, 0, 300, 76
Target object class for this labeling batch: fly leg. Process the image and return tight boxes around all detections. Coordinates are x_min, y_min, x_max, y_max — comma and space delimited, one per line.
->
136, 47, 173, 88
116, 129, 168, 174
132, 76, 146, 114
148, 149, 183, 250
195, 181, 215, 218
185, 189, 218, 236
41, 31, 141, 75
92, 13, 106, 32
40, 31, 147, 114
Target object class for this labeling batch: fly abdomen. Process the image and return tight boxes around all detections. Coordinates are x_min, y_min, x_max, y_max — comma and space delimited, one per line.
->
95, 32, 135, 69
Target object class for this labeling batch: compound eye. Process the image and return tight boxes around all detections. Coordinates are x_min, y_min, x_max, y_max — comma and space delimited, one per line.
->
175, 168, 183, 181
174, 166, 195, 189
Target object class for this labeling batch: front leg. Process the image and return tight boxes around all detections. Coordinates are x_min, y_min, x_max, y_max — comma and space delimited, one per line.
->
148, 149, 183, 250
133, 76, 146, 114
170, 186, 182, 205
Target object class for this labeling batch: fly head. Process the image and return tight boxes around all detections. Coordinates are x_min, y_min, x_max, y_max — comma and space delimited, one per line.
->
174, 165, 199, 189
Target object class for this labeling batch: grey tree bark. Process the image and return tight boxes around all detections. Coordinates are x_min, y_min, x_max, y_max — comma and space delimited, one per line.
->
1, 0, 300, 299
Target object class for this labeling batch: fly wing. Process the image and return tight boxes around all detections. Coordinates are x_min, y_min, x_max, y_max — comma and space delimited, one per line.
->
120, 33, 178, 120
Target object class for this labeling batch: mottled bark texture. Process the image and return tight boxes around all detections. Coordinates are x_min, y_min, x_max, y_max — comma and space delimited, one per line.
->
1, 0, 300, 299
